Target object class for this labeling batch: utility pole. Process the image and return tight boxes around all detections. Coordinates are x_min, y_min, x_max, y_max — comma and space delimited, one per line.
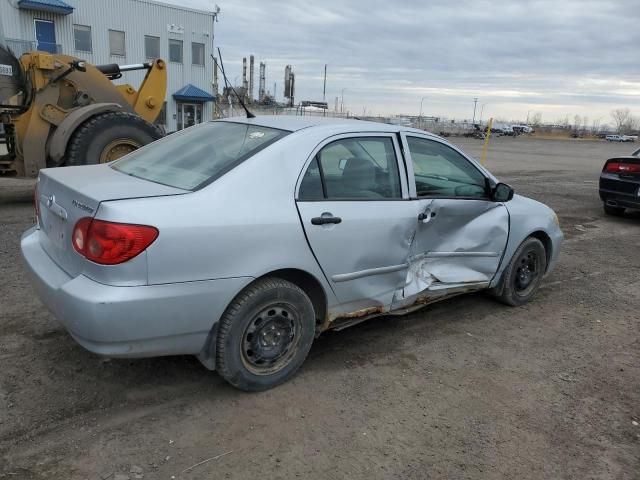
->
323, 64, 327, 102
472, 97, 478, 125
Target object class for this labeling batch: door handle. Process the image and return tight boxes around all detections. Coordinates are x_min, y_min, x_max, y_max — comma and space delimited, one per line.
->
311, 216, 342, 225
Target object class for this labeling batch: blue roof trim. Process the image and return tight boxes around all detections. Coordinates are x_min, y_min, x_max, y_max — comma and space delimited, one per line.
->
18, 0, 74, 15
173, 84, 215, 102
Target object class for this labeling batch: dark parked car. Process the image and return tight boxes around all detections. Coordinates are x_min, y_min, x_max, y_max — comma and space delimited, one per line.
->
599, 155, 640, 215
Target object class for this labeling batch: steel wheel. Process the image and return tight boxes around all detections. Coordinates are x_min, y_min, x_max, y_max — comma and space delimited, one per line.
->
216, 277, 316, 391
241, 304, 301, 375
514, 249, 540, 296
99, 139, 141, 163
492, 236, 547, 306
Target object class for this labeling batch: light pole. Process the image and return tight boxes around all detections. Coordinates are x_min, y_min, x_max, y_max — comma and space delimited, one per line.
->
418, 96, 427, 129
340, 88, 347, 114
526, 110, 532, 125
472, 97, 478, 125
479, 103, 487, 124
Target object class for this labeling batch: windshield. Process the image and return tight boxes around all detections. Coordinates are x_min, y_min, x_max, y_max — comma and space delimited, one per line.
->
111, 121, 290, 190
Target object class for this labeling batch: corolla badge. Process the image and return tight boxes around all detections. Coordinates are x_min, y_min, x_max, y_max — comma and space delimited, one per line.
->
72, 199, 94, 214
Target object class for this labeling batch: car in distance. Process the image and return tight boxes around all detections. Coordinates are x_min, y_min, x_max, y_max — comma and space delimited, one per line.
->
22, 117, 564, 391
606, 134, 636, 142
599, 154, 640, 215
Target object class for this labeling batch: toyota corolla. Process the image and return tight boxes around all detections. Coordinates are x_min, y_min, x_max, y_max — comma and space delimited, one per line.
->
22, 116, 563, 391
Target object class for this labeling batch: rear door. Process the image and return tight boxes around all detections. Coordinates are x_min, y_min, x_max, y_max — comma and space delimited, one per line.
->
397, 134, 509, 300
295, 133, 416, 313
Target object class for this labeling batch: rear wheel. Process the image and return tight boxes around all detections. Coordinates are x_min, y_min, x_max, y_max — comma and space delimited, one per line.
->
216, 278, 316, 391
65, 111, 163, 166
494, 237, 547, 306
603, 203, 625, 216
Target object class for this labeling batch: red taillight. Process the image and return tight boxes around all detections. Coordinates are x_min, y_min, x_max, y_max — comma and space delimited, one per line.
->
604, 161, 640, 174
72, 218, 158, 265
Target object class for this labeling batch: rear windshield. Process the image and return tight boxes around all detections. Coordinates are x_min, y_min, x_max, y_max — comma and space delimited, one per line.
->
111, 122, 289, 190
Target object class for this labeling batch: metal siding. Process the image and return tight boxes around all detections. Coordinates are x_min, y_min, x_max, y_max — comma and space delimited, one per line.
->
1, 0, 215, 131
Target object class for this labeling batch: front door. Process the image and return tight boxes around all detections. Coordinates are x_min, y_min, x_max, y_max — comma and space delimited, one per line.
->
178, 103, 202, 130
34, 19, 57, 53
296, 134, 415, 313
398, 134, 509, 301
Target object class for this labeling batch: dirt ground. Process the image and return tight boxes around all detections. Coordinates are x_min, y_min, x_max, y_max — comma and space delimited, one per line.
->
1, 137, 638, 480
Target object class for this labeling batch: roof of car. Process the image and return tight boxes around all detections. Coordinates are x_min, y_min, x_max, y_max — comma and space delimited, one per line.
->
216, 115, 432, 136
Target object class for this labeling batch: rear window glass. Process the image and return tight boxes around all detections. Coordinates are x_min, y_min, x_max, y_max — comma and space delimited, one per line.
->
111, 122, 289, 190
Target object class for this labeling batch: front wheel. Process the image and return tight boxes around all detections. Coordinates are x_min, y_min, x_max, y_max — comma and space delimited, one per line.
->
216, 278, 316, 391
494, 237, 547, 306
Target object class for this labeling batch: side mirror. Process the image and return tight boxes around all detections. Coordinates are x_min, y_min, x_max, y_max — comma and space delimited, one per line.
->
492, 182, 514, 202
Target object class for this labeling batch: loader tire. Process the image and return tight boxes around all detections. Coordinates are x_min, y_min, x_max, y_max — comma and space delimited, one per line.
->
65, 111, 163, 166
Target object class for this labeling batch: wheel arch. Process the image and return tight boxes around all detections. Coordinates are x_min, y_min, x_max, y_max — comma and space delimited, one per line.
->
528, 230, 552, 272
258, 268, 328, 327
197, 268, 328, 372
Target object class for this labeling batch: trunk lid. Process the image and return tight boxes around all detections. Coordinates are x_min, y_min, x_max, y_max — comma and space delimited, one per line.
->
36, 164, 186, 277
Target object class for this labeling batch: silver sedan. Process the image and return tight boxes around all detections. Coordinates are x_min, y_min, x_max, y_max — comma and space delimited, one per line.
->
22, 116, 563, 391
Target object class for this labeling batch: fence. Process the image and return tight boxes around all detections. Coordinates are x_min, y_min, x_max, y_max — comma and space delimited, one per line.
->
4, 38, 62, 57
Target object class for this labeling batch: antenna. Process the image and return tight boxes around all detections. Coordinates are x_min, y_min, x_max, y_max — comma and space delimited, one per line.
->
213, 48, 255, 118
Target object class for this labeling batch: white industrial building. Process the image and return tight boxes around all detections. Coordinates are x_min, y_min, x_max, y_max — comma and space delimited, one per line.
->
0, 0, 217, 131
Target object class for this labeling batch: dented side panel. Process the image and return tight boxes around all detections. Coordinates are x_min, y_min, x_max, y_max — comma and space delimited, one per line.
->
394, 198, 509, 304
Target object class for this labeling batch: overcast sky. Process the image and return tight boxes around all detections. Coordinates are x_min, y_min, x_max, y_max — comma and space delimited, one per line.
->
167, 0, 639, 125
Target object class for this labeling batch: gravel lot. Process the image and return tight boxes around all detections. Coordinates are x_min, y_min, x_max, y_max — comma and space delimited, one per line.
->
1, 137, 638, 479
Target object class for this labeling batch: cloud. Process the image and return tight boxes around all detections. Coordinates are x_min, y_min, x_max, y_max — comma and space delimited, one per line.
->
164, 0, 640, 122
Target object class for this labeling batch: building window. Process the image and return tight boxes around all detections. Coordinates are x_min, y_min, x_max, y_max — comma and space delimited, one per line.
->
73, 25, 92, 52
169, 39, 183, 63
192, 42, 205, 66
109, 29, 125, 56
145, 35, 160, 59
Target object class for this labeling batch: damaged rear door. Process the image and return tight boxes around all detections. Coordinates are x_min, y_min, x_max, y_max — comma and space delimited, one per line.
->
295, 133, 415, 315
395, 134, 509, 305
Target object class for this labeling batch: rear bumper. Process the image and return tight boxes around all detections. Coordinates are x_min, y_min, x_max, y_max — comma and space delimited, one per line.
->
599, 189, 640, 209
21, 227, 252, 359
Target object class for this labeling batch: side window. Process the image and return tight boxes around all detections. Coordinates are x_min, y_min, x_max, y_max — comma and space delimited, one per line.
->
298, 137, 401, 200
298, 157, 324, 200
407, 137, 487, 198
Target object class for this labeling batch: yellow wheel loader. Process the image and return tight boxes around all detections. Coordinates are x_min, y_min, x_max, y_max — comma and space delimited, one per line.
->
0, 45, 166, 177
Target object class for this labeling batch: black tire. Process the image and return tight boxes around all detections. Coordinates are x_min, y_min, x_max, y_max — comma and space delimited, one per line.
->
216, 278, 316, 392
603, 203, 625, 216
494, 237, 547, 307
65, 111, 163, 166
